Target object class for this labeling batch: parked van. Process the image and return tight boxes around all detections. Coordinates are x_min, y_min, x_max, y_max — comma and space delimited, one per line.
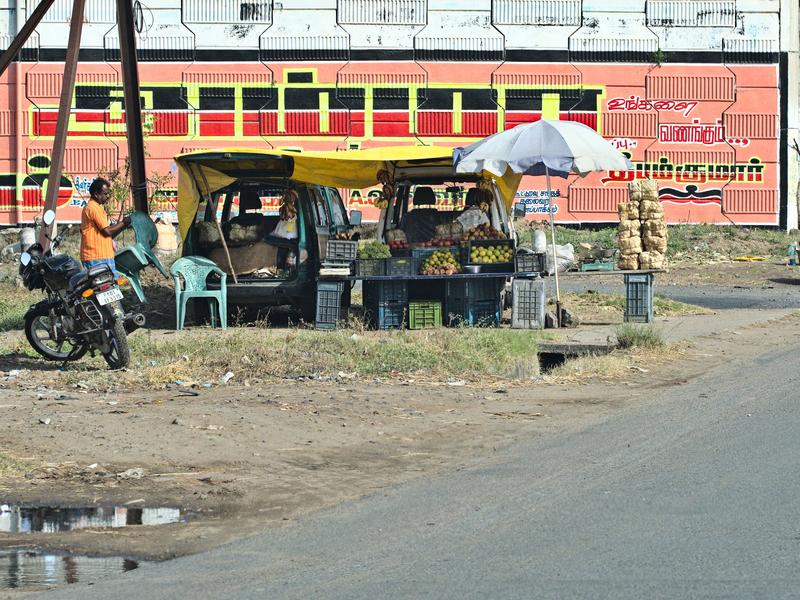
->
175, 149, 361, 319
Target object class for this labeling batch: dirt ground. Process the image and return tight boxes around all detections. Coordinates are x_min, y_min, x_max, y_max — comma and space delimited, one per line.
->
0, 260, 798, 596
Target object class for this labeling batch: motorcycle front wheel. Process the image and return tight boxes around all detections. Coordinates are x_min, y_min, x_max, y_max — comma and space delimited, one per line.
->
24, 305, 88, 362
102, 319, 130, 369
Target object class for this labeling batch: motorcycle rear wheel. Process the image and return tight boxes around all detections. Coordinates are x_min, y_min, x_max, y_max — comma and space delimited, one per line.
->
24, 305, 88, 362
102, 319, 130, 369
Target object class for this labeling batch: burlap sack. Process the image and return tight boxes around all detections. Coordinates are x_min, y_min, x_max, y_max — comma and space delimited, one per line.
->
618, 218, 640, 234
643, 234, 668, 254
618, 229, 639, 242
197, 221, 221, 247
641, 220, 667, 236
434, 221, 464, 240
618, 202, 640, 221
639, 250, 666, 270
618, 253, 639, 270
208, 240, 279, 276
618, 236, 643, 254
640, 179, 659, 200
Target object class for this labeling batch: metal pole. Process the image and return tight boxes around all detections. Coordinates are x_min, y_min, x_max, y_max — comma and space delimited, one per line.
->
545, 166, 561, 326
39, 0, 86, 249
116, 0, 148, 214
0, 0, 55, 78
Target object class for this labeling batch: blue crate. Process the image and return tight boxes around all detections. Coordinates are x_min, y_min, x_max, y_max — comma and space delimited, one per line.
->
445, 298, 501, 327
363, 279, 408, 305
315, 281, 345, 330
367, 301, 407, 330
624, 273, 654, 323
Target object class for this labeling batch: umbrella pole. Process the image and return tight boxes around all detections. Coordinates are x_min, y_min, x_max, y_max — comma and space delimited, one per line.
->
545, 167, 561, 327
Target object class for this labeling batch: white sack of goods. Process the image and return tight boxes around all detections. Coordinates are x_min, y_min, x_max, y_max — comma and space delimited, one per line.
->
618, 253, 640, 270
385, 229, 407, 243
639, 251, 666, 270
229, 223, 263, 245
618, 236, 643, 255
434, 221, 464, 241
618, 201, 639, 221
197, 221, 221, 246
545, 243, 575, 275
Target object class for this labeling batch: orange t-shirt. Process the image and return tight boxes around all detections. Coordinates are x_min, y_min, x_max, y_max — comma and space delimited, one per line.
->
80, 199, 114, 262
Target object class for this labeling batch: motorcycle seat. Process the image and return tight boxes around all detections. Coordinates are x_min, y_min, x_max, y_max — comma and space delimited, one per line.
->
68, 271, 89, 290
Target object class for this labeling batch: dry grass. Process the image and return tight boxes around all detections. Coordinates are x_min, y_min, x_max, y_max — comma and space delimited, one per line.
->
0, 451, 30, 478
556, 291, 710, 324
548, 344, 684, 384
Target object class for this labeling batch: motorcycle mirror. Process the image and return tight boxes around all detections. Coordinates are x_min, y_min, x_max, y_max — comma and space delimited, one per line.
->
20, 252, 31, 266
43, 210, 56, 225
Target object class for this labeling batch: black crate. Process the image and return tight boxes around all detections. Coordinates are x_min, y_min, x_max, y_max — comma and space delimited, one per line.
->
446, 277, 505, 303
355, 258, 386, 276
363, 279, 408, 305
445, 298, 501, 327
315, 281, 345, 330
366, 301, 406, 330
624, 273, 654, 323
385, 256, 417, 276
326, 239, 358, 263
515, 252, 544, 274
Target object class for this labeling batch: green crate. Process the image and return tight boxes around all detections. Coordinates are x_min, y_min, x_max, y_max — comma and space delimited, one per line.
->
408, 301, 442, 329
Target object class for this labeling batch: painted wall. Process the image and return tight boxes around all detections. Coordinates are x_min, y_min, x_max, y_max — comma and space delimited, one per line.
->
0, 0, 786, 228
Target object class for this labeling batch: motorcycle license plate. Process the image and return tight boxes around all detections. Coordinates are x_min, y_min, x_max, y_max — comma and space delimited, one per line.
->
96, 287, 123, 306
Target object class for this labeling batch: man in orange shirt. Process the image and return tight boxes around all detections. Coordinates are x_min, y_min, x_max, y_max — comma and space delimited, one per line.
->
80, 177, 131, 273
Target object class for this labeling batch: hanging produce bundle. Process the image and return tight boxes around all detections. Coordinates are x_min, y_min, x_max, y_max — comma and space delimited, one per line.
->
374, 169, 393, 210
279, 188, 298, 221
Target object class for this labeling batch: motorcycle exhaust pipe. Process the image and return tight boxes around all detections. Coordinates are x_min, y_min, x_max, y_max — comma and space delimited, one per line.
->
124, 312, 146, 333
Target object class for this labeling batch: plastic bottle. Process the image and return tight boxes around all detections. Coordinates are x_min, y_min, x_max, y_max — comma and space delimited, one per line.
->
532, 229, 547, 253
789, 243, 798, 267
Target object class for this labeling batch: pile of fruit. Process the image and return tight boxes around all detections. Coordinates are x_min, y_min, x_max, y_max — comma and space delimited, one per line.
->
357, 241, 392, 259
469, 244, 513, 264
420, 249, 462, 275
462, 223, 505, 241
429, 238, 458, 247
332, 232, 354, 241
388, 239, 410, 251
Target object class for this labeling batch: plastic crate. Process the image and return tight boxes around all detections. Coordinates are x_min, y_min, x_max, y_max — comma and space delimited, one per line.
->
355, 258, 385, 276
408, 301, 442, 329
446, 277, 505, 303
367, 301, 406, 330
445, 298, 501, 327
315, 281, 345, 330
385, 256, 417, 276
515, 252, 544, 274
326, 240, 358, 263
511, 279, 546, 329
624, 273, 654, 323
412, 245, 460, 261
363, 279, 408, 305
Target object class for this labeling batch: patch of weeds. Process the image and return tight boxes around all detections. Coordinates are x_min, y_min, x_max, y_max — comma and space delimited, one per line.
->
615, 323, 666, 349
0, 451, 30, 477
0, 292, 34, 332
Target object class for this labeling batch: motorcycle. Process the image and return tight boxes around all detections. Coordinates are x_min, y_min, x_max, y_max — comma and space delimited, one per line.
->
18, 210, 145, 369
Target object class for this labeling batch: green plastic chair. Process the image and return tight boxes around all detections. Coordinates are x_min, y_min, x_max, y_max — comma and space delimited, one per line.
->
170, 256, 227, 330
115, 211, 169, 303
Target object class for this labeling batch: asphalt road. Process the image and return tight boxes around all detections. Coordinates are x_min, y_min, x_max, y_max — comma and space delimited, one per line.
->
558, 278, 800, 310
40, 340, 800, 599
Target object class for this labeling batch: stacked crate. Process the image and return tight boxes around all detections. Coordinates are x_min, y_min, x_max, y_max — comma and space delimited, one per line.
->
364, 279, 408, 329
444, 277, 504, 327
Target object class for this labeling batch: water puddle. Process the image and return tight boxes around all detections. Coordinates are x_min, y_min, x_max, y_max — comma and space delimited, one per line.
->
0, 548, 142, 590
0, 504, 185, 533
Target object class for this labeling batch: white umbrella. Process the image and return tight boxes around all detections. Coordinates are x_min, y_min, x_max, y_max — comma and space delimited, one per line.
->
453, 119, 632, 322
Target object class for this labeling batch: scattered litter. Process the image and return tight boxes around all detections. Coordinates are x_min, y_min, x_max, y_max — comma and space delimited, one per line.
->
116, 468, 144, 480
447, 379, 466, 387
124, 498, 145, 505
171, 418, 186, 426
494, 389, 508, 394
38, 417, 51, 425
7, 369, 23, 380
87, 463, 98, 469
241, 355, 252, 365
350, 334, 360, 341
174, 380, 186, 386
107, 401, 118, 406
180, 355, 189, 362
629, 366, 649, 373
221, 372, 234, 384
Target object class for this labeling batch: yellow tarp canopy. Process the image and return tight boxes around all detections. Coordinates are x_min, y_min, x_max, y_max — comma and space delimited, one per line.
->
175, 146, 522, 241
